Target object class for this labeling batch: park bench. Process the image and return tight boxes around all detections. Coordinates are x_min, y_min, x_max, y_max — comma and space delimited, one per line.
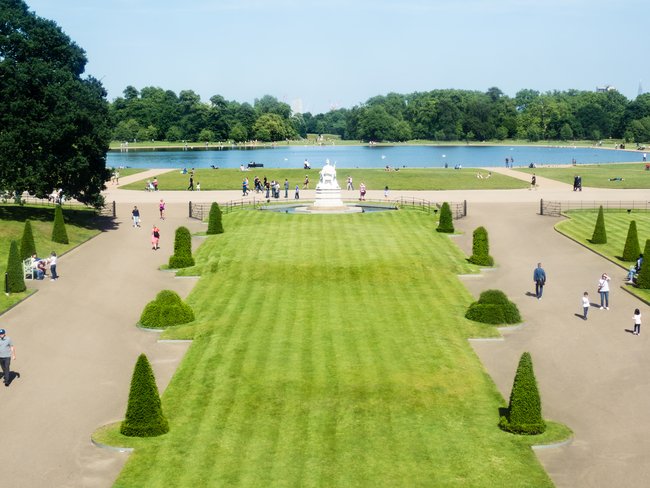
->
23, 258, 34, 280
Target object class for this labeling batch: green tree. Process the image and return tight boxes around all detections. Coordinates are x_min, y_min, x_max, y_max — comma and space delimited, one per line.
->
0, 0, 111, 206
622, 220, 641, 262
253, 113, 291, 142
229, 123, 248, 142
468, 226, 494, 266
636, 240, 650, 289
51, 206, 69, 244
436, 202, 454, 233
5, 240, 26, 293
120, 354, 169, 437
207, 202, 224, 235
591, 206, 607, 244
168, 226, 194, 268
499, 352, 546, 435
20, 219, 37, 260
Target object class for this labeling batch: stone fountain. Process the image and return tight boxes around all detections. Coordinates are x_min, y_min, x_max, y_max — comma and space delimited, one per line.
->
313, 159, 345, 208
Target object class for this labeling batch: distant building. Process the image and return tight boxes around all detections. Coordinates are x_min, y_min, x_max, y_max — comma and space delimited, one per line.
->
596, 85, 617, 93
290, 98, 303, 115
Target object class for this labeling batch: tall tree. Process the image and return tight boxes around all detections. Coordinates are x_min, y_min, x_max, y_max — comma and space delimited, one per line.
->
0, 0, 112, 206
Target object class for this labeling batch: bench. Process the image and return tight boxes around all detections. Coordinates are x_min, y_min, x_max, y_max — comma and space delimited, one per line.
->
23, 258, 34, 280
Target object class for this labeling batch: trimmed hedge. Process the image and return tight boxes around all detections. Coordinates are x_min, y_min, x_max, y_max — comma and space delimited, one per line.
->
20, 219, 36, 260
590, 205, 607, 244
168, 226, 195, 268
622, 220, 641, 262
6, 240, 26, 293
120, 354, 169, 437
139, 289, 195, 329
207, 202, 224, 235
468, 226, 494, 266
465, 289, 521, 325
499, 352, 546, 435
436, 202, 454, 233
51, 205, 69, 244
636, 240, 650, 289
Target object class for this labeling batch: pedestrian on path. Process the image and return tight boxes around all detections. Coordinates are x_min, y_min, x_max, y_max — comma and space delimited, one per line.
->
533, 262, 546, 299
49, 251, 58, 281
598, 273, 611, 309
582, 292, 590, 320
187, 176, 194, 191
530, 173, 537, 190
132, 206, 141, 227
284, 179, 289, 198
151, 225, 160, 250
347, 175, 354, 190
633, 308, 642, 335
0, 328, 16, 387
159, 199, 165, 220
359, 182, 367, 201
294, 185, 300, 199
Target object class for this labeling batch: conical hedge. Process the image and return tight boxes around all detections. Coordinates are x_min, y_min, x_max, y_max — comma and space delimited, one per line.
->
20, 219, 37, 260
6, 240, 26, 293
622, 220, 641, 262
468, 226, 494, 266
51, 205, 69, 244
168, 226, 195, 268
590, 205, 607, 244
207, 202, 224, 235
636, 240, 650, 289
120, 354, 169, 437
436, 202, 454, 233
499, 352, 546, 435
139, 290, 195, 329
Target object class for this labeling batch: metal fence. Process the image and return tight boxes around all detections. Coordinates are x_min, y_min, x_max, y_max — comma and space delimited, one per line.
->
0, 193, 116, 218
540, 199, 650, 217
189, 198, 467, 220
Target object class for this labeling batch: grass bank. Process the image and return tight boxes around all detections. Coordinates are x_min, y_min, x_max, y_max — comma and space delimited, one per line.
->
516, 163, 650, 189
120, 168, 527, 192
101, 210, 563, 487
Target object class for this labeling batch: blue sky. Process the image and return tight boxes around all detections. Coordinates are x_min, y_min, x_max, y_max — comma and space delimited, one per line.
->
26, 0, 650, 114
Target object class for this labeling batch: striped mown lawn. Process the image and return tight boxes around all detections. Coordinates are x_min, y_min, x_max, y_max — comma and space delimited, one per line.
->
516, 163, 650, 189
111, 210, 556, 487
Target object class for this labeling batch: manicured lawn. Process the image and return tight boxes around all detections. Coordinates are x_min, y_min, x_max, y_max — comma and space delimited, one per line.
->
0, 205, 107, 312
555, 210, 650, 302
120, 168, 527, 192
105, 210, 560, 487
516, 163, 650, 188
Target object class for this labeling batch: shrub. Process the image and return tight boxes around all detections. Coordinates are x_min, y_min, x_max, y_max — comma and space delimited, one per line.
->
468, 226, 494, 266
51, 205, 69, 244
590, 205, 607, 244
436, 202, 454, 233
465, 289, 521, 325
622, 220, 641, 262
499, 352, 546, 435
636, 240, 650, 289
207, 202, 224, 235
5, 240, 26, 293
20, 219, 36, 260
139, 289, 195, 329
120, 354, 169, 437
168, 226, 195, 268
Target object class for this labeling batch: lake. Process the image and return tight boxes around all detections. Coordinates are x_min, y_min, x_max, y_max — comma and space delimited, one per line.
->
107, 144, 646, 170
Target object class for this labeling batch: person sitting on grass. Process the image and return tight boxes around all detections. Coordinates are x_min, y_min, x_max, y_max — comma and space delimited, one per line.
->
609, 177, 624, 181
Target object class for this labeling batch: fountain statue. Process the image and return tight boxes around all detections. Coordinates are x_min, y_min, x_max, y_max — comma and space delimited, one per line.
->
313, 159, 345, 208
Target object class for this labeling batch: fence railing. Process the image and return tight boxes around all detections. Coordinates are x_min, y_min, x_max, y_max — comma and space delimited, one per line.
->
189, 198, 467, 220
540, 199, 650, 216
0, 193, 115, 218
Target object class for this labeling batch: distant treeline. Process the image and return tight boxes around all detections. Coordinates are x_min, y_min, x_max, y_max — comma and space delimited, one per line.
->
110, 86, 650, 144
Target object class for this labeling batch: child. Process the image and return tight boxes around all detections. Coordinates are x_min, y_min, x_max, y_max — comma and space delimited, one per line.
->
582, 292, 590, 320
196, 181, 201, 191
633, 309, 642, 335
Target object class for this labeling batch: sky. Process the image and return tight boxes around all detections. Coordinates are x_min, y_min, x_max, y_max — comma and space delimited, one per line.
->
24, 0, 650, 114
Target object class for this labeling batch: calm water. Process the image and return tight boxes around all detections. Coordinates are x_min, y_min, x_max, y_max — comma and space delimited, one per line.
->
107, 145, 645, 170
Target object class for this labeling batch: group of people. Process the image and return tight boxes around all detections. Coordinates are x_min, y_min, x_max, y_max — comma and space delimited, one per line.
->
132, 200, 165, 250
144, 178, 159, 191
30, 252, 59, 281
504, 157, 515, 168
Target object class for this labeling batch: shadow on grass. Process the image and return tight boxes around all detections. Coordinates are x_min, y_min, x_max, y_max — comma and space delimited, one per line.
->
0, 205, 117, 232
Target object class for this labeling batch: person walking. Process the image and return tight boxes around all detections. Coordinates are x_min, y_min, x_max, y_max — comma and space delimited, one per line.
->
582, 292, 590, 320
359, 182, 367, 201
0, 328, 16, 387
187, 175, 194, 191
530, 173, 537, 190
132, 206, 141, 227
151, 225, 160, 251
284, 179, 289, 198
633, 309, 642, 335
159, 199, 166, 220
347, 175, 354, 190
294, 184, 300, 199
598, 273, 611, 310
533, 262, 546, 299
303, 175, 309, 190
49, 251, 58, 281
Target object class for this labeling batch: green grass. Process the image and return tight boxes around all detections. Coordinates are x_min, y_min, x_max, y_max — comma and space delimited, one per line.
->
107, 168, 145, 178
0, 205, 107, 312
105, 210, 562, 487
555, 210, 650, 302
516, 163, 650, 188
120, 168, 527, 192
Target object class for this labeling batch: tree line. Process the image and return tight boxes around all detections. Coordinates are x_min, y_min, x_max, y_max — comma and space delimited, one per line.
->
111, 87, 650, 145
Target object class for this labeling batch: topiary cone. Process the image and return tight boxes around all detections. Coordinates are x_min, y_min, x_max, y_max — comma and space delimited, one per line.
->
6, 240, 26, 293
168, 226, 195, 268
622, 220, 641, 262
20, 219, 37, 260
207, 202, 224, 234
436, 202, 454, 233
120, 354, 169, 437
590, 205, 607, 244
468, 226, 494, 266
636, 240, 650, 289
51, 205, 69, 244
